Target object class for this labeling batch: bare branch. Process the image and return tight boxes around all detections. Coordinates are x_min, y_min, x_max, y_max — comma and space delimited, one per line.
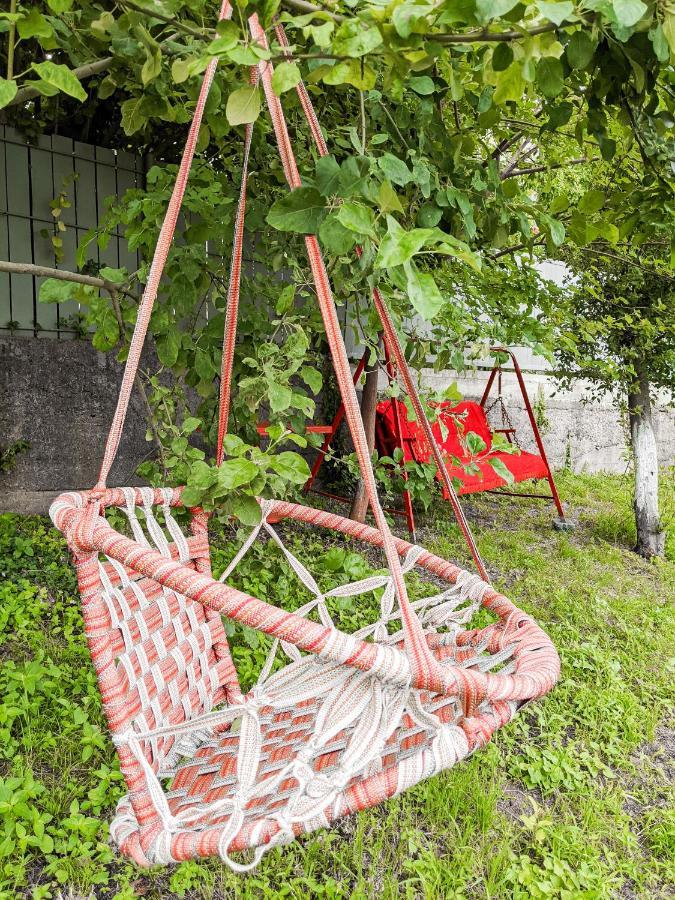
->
281, 1, 564, 42
501, 156, 591, 179
0, 260, 127, 294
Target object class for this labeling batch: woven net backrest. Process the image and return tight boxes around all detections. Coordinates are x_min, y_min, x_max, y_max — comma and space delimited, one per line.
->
58, 489, 236, 779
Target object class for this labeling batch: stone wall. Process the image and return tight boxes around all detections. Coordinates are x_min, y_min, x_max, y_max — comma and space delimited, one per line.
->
1, 337, 673, 515
0, 337, 149, 514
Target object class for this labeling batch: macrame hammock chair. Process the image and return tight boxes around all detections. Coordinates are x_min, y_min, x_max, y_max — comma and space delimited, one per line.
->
50, 4, 560, 871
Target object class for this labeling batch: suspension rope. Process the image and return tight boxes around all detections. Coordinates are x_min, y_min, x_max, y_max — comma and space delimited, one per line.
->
273, 22, 488, 581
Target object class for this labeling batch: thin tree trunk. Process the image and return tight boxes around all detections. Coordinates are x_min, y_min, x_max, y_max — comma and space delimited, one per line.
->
627, 363, 665, 558
349, 360, 379, 522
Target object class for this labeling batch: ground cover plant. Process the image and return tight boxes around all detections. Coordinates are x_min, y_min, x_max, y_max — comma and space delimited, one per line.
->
0, 470, 672, 899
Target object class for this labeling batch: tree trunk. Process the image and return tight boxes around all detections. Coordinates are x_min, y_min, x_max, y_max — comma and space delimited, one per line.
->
349, 361, 379, 523
627, 364, 665, 558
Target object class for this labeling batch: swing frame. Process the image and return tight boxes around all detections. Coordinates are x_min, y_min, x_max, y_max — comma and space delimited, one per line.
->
302, 347, 566, 538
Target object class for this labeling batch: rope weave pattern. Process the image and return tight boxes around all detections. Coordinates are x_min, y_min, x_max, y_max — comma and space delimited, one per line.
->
50, 6, 560, 872
52, 488, 559, 868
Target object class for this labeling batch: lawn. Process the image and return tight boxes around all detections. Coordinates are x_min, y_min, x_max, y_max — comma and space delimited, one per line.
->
0, 472, 673, 899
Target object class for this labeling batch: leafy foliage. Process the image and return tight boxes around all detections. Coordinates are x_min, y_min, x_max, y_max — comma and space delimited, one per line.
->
0, 474, 673, 896
3, 0, 674, 511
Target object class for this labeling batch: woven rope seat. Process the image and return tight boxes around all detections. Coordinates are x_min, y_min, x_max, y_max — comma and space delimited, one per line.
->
51, 487, 558, 869
50, 3, 559, 872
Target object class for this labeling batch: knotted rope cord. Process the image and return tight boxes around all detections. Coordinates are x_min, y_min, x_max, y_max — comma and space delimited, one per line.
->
272, 22, 488, 582
90, 0, 234, 496
215, 65, 259, 463
248, 13, 445, 694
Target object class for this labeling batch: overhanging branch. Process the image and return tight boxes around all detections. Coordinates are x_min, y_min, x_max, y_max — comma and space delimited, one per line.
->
0, 260, 125, 294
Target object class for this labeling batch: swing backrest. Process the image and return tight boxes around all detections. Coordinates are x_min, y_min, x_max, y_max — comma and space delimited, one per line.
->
61, 490, 232, 774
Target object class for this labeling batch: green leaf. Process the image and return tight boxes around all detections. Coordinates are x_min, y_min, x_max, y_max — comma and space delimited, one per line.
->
219, 457, 259, 489
338, 157, 369, 197
662, 13, 675, 54
271, 61, 301, 95
404, 262, 445, 319
120, 97, 145, 135
491, 43, 514, 72
612, 0, 647, 28
566, 30, 596, 69
267, 187, 327, 233
319, 213, 357, 254
315, 155, 342, 197
226, 85, 260, 126
17, 8, 53, 39
268, 381, 293, 413
542, 214, 565, 246
31, 62, 87, 102
46, 0, 74, 10
408, 75, 435, 95
231, 494, 262, 526
578, 189, 605, 213
156, 330, 180, 367
269, 451, 311, 484
195, 349, 215, 380
488, 456, 515, 485
182, 417, 201, 434
275, 283, 295, 314
536, 58, 564, 98
0, 77, 18, 110
417, 203, 442, 227
39, 279, 75, 304
301, 366, 322, 394
535, 1, 574, 25
477, 0, 521, 23
99, 266, 127, 284
331, 21, 382, 57
493, 62, 524, 104
649, 23, 670, 62
375, 216, 433, 268
378, 179, 404, 214
222, 434, 248, 457
466, 431, 487, 456
336, 201, 375, 236
321, 59, 376, 90
141, 46, 162, 85
377, 153, 412, 187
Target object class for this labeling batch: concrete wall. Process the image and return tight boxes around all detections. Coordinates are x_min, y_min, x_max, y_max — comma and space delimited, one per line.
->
1, 337, 673, 515
0, 337, 149, 514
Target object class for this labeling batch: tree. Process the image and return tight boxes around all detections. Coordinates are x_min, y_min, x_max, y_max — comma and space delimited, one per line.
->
1, 1, 673, 520
547, 248, 674, 557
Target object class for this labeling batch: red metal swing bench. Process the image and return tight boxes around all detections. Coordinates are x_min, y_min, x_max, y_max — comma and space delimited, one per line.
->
304, 348, 567, 538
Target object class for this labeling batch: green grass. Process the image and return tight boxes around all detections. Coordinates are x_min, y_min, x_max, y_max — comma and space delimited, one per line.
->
0, 472, 673, 899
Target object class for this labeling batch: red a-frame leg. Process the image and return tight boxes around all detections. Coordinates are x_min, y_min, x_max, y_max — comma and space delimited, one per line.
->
481, 347, 567, 523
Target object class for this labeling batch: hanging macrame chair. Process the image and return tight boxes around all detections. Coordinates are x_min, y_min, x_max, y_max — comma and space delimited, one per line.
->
50, 3, 560, 871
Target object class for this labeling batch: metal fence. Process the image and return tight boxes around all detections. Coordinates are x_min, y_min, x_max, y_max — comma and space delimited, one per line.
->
0, 125, 143, 338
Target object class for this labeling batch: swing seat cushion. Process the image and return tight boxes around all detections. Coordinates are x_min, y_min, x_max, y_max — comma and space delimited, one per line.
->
375, 399, 549, 495
442, 450, 549, 496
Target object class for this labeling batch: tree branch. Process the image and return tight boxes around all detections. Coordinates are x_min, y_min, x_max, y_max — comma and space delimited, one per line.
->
0, 259, 127, 294
8, 57, 113, 108
280, 1, 565, 42
501, 156, 591, 179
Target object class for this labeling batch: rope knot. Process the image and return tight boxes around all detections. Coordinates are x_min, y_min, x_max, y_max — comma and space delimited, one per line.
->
68, 488, 107, 553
